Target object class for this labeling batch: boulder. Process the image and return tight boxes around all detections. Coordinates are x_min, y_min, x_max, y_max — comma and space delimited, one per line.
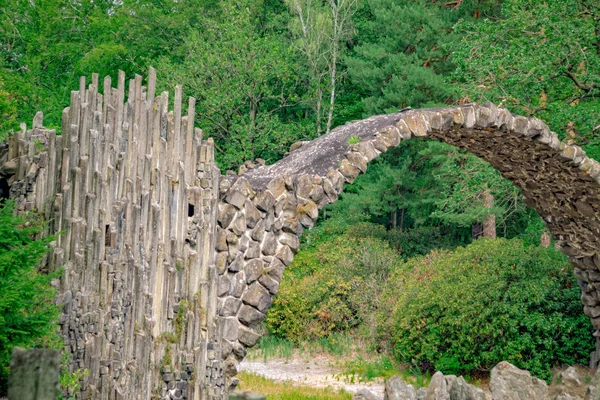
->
385, 375, 416, 400
426, 371, 450, 400
490, 361, 548, 400
449, 376, 486, 400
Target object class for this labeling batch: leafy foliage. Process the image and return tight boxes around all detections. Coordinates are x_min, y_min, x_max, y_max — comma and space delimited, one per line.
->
378, 238, 593, 380
450, 0, 600, 158
266, 218, 403, 342
0, 201, 60, 395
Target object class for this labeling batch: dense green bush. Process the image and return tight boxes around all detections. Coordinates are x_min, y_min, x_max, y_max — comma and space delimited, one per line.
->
0, 201, 60, 395
266, 226, 402, 342
378, 238, 592, 380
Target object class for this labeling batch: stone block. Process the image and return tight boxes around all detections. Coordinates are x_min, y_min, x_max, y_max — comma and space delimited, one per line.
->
241, 283, 272, 313
238, 305, 265, 326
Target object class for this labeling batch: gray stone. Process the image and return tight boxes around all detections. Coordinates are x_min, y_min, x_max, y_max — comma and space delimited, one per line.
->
449, 376, 485, 400
261, 232, 278, 256
338, 159, 360, 182
222, 318, 239, 342
244, 240, 261, 260
238, 326, 261, 347
245, 200, 262, 229
220, 297, 241, 317
276, 244, 294, 266
490, 361, 548, 400
254, 190, 276, 212
229, 254, 244, 272
279, 232, 300, 253
242, 283, 272, 312
238, 305, 265, 326
385, 375, 416, 400
295, 174, 313, 199
217, 275, 231, 297
245, 259, 264, 284
218, 203, 237, 228
426, 371, 450, 400
229, 272, 246, 298
258, 274, 279, 295
226, 190, 247, 209
346, 152, 367, 173
266, 257, 285, 281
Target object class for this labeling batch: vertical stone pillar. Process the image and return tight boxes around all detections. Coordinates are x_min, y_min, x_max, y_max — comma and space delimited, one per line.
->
8, 348, 60, 400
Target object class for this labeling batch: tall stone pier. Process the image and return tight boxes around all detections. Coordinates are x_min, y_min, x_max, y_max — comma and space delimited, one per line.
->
3, 69, 600, 399
2, 69, 230, 399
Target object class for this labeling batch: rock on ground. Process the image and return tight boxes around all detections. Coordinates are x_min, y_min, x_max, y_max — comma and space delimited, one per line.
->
490, 361, 548, 400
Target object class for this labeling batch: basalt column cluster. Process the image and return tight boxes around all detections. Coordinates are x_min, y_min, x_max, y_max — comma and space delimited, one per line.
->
1, 69, 230, 399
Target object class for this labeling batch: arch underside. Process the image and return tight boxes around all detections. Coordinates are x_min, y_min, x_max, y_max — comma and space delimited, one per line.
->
217, 103, 600, 377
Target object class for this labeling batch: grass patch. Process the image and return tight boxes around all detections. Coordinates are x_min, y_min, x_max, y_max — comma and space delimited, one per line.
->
248, 332, 358, 361
237, 371, 352, 400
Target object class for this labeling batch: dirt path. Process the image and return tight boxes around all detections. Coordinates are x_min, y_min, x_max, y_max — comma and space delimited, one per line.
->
240, 355, 385, 397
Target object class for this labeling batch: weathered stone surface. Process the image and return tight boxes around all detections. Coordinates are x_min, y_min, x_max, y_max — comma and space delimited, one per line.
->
218, 203, 237, 228
266, 176, 286, 198
426, 371, 450, 400
245, 200, 262, 229
275, 244, 294, 266
229, 254, 244, 272
9, 347, 60, 400
490, 361, 548, 400
279, 232, 300, 253
244, 240, 261, 260
245, 259, 263, 284
346, 152, 367, 173
222, 318, 239, 342
261, 232, 278, 256
339, 159, 360, 182
218, 275, 231, 297
238, 326, 261, 347
385, 375, 416, 400
238, 305, 265, 326
449, 376, 485, 400
258, 274, 279, 295
553, 366, 586, 400
297, 200, 318, 227
230, 272, 246, 298
266, 257, 285, 281
241, 282, 272, 312
220, 297, 242, 317
254, 190, 275, 212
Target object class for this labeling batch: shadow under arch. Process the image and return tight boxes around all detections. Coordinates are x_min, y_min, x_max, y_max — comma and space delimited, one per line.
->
217, 103, 600, 377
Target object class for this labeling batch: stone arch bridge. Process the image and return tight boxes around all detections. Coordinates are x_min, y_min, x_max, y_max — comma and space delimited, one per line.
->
3, 69, 600, 399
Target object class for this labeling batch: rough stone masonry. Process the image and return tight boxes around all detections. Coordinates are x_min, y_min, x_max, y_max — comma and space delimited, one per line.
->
2, 69, 600, 399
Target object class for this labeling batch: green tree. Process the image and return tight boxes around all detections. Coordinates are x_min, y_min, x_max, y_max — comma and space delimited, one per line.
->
450, 0, 600, 158
160, 1, 311, 169
0, 201, 60, 395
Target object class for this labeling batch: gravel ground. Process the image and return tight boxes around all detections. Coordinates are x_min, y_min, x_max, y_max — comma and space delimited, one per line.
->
240, 355, 385, 397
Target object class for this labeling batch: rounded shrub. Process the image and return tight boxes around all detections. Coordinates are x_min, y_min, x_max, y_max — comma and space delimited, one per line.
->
266, 231, 402, 343
378, 238, 593, 380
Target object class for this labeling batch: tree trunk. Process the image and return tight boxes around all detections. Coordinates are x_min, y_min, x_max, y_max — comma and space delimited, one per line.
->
326, 39, 337, 134
390, 210, 397, 229
482, 190, 496, 239
472, 222, 483, 240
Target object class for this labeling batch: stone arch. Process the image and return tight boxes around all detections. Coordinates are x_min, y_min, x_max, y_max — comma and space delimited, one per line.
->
216, 103, 600, 377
